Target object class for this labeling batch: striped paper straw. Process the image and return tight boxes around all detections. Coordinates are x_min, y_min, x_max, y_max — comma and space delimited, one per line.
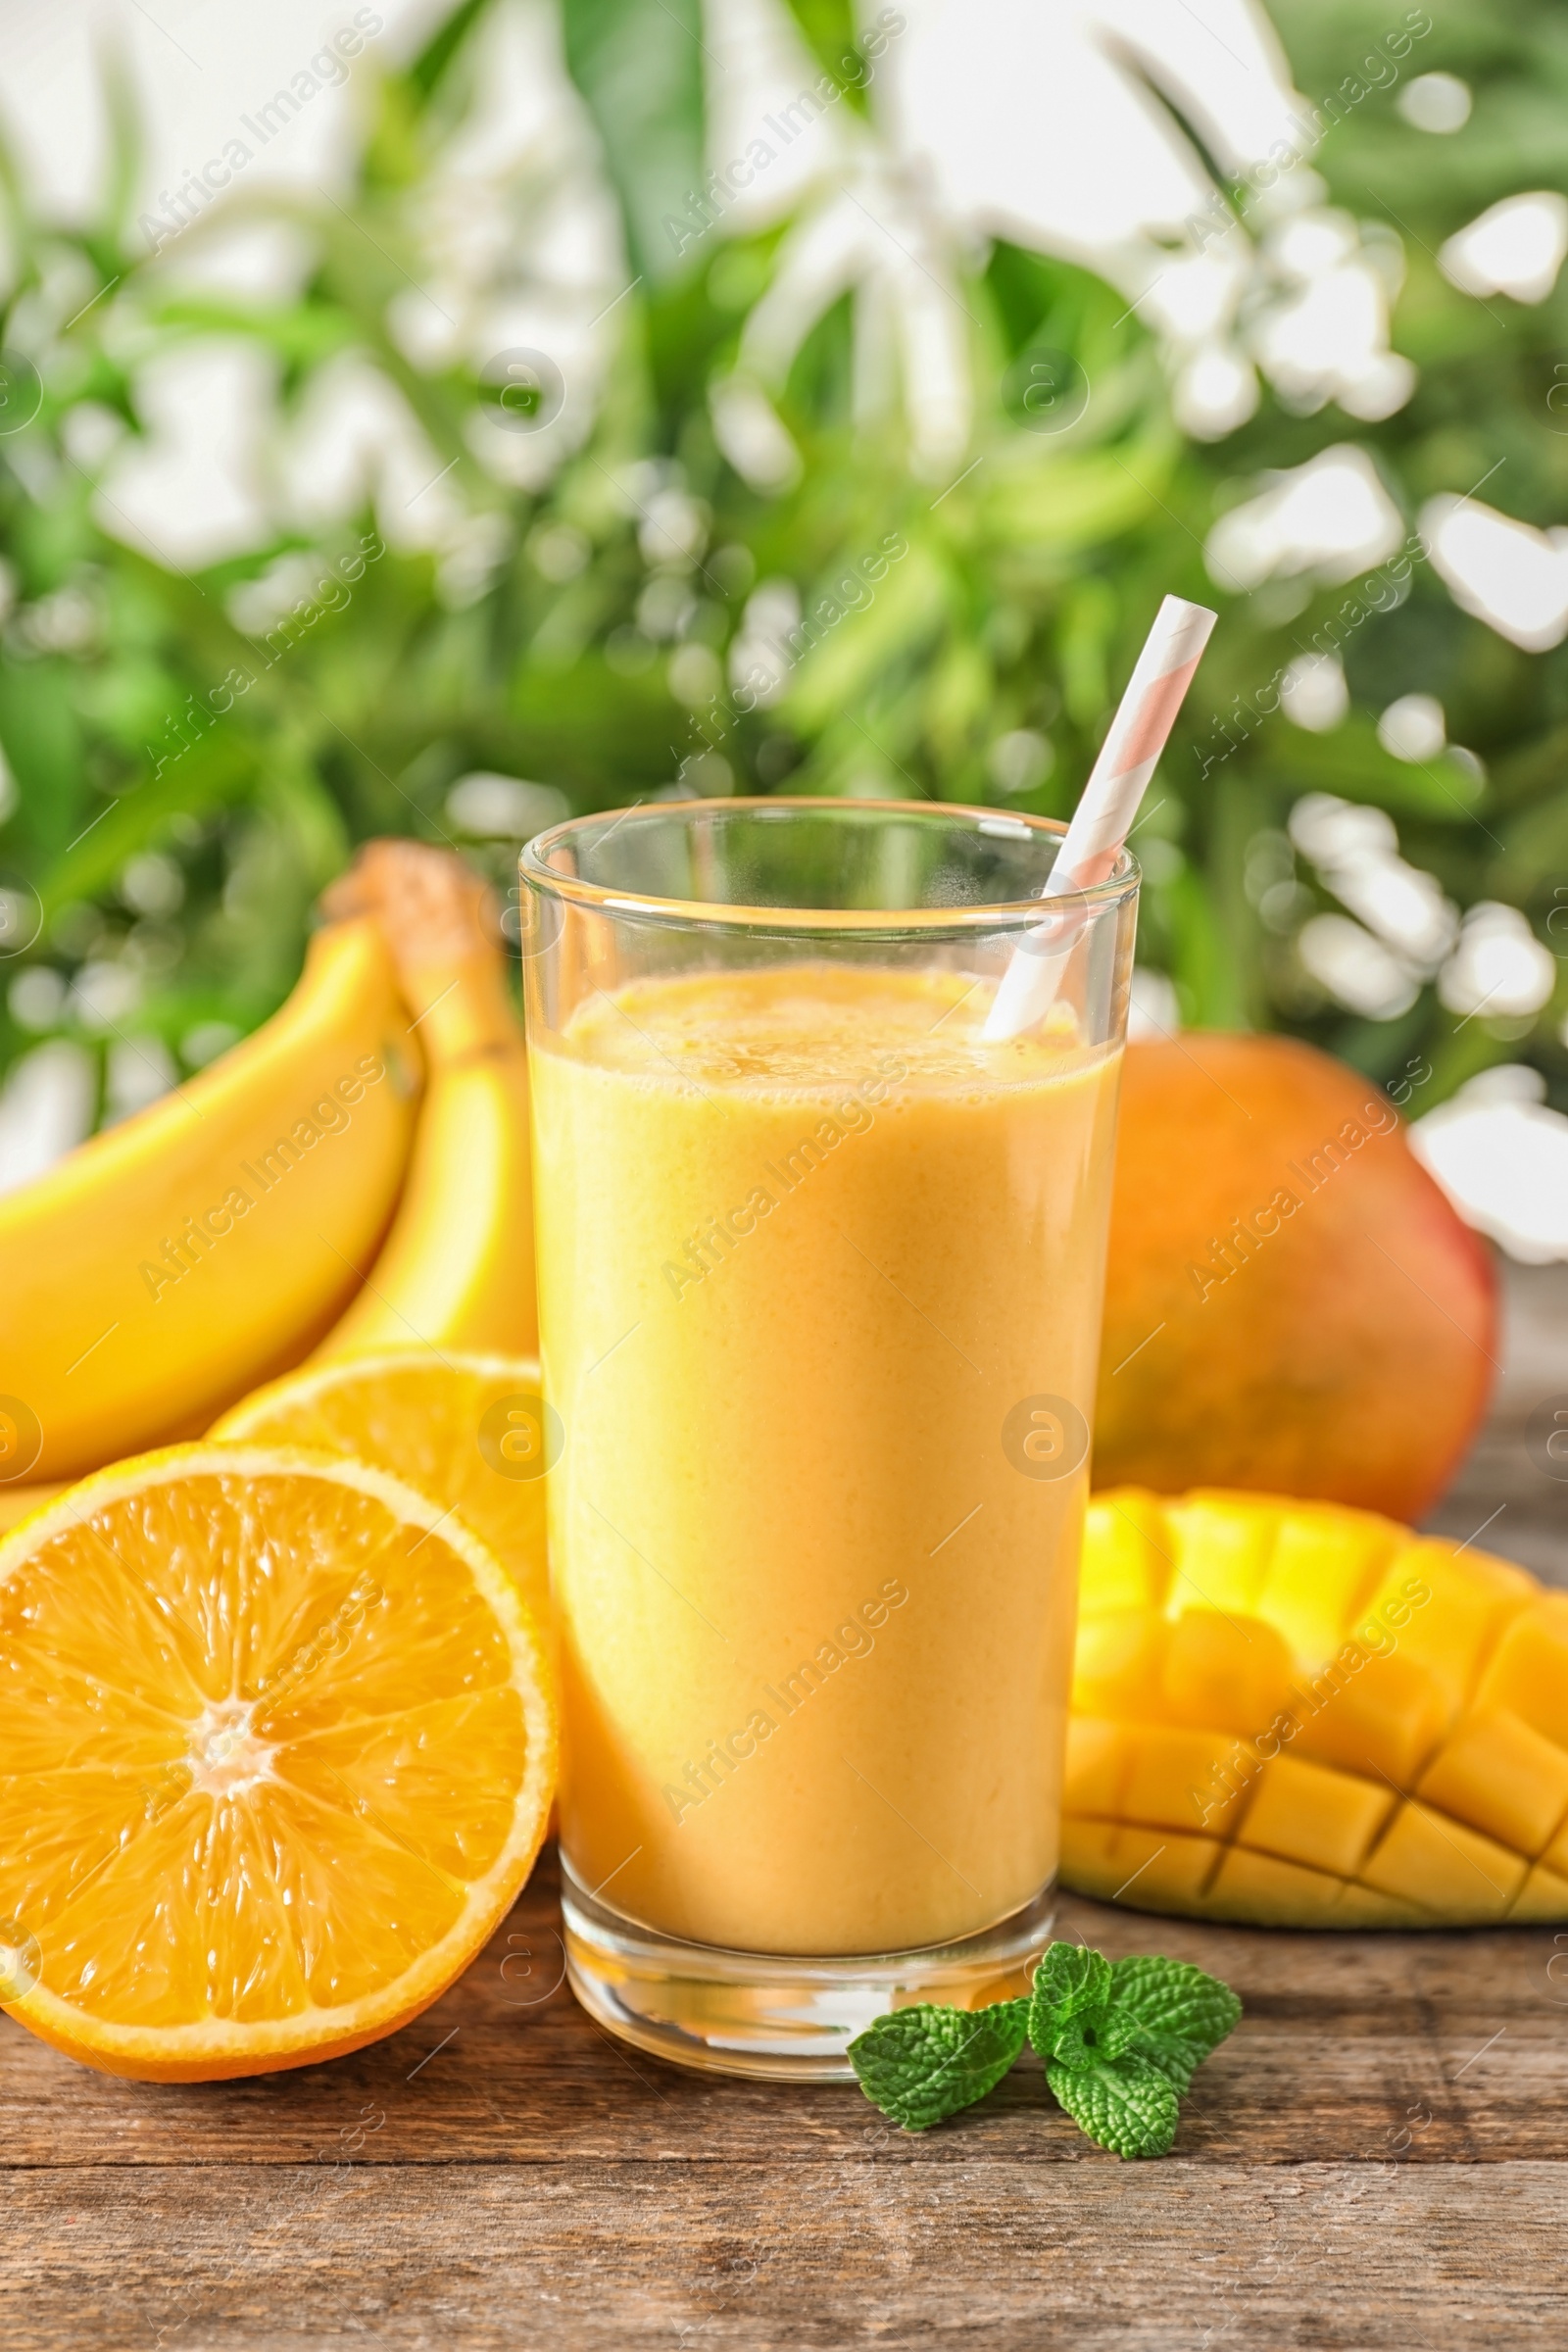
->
982, 595, 1217, 1042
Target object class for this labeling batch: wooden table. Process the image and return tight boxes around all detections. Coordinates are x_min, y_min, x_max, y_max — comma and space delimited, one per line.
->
7, 1264, 1566, 2350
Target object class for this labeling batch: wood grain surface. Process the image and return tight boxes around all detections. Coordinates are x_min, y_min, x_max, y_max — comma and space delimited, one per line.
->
4, 1261, 1565, 2351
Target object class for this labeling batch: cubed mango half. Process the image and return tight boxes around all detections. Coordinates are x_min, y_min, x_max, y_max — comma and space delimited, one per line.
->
1062, 1489, 1568, 1931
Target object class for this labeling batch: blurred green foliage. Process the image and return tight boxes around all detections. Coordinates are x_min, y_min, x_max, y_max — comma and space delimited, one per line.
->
0, 0, 1563, 1129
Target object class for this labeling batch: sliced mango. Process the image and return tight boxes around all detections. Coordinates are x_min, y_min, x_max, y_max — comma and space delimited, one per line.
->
1058, 1814, 1120, 1886
1333, 1881, 1432, 1931
1475, 1594, 1568, 1743
1257, 1501, 1401, 1665
1071, 1608, 1167, 1720
1291, 1650, 1452, 1787
1059, 1819, 1218, 1911
1064, 1488, 1568, 1930
1160, 1608, 1293, 1738
1163, 1491, 1277, 1619
1512, 1864, 1568, 1924
1417, 1708, 1568, 1858
1062, 1716, 1131, 1817
1359, 1801, 1527, 1923
1079, 1490, 1171, 1617
1539, 1811, 1568, 1883
1359, 1541, 1535, 1711
1238, 1755, 1395, 1880
1206, 1845, 1346, 1928
1122, 1724, 1252, 1839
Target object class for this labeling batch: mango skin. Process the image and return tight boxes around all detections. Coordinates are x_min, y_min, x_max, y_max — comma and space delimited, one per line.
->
1095, 1035, 1497, 1521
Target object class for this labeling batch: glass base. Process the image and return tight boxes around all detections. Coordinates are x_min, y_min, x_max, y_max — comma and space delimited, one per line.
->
561, 1859, 1056, 2081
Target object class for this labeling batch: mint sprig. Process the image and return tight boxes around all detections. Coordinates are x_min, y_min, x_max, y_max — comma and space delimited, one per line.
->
848, 1943, 1240, 2158
846, 1998, 1028, 2132
1094, 1952, 1244, 2090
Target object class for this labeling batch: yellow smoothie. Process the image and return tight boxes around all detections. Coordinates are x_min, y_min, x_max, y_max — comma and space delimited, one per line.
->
530, 961, 1122, 1955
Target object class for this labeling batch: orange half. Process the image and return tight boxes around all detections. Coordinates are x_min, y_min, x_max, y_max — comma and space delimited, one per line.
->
211, 1352, 550, 1633
0, 1446, 556, 2080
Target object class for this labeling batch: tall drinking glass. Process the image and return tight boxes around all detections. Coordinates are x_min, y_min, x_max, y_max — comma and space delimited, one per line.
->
520, 800, 1139, 2077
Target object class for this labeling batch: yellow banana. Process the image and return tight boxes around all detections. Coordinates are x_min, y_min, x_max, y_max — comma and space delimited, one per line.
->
313, 843, 538, 1361
0, 915, 419, 1481
0, 1483, 63, 1535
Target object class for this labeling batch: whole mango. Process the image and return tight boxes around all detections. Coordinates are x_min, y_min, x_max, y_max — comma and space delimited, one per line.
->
1095, 1034, 1496, 1520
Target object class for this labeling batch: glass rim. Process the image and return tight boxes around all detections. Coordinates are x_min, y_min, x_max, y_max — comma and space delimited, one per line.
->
518, 796, 1141, 935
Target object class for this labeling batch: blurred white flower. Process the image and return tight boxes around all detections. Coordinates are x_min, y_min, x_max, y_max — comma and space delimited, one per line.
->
1412, 1066, 1568, 1264
70, 960, 141, 1032
1206, 445, 1403, 590
99, 342, 276, 567
988, 728, 1054, 794
1269, 214, 1356, 277
637, 575, 699, 641
737, 154, 973, 476
7, 966, 65, 1032
701, 0, 863, 240
1297, 911, 1418, 1019
1280, 652, 1348, 732
1289, 794, 1394, 864
446, 774, 567, 840
0, 1041, 95, 1197
60, 401, 128, 471
638, 490, 710, 571
1326, 855, 1454, 971
527, 521, 591, 582
437, 513, 512, 611
1397, 74, 1472, 133
712, 0, 1421, 472
1438, 902, 1555, 1020
1143, 250, 1251, 345
226, 552, 328, 638
120, 851, 184, 918
1172, 343, 1257, 438
1250, 213, 1414, 422
710, 375, 803, 494
1440, 192, 1568, 305
887, 0, 1401, 443
1377, 693, 1446, 762
668, 643, 724, 707
1289, 793, 1457, 974
1257, 879, 1314, 932
729, 578, 802, 708
1421, 495, 1568, 652
674, 752, 734, 797
280, 357, 466, 558
13, 582, 102, 657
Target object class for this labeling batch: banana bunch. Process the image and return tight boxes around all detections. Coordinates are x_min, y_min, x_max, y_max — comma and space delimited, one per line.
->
314, 840, 537, 1365
0, 842, 537, 1508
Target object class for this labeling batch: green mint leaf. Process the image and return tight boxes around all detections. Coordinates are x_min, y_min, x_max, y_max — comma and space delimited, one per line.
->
1101, 1955, 1243, 2087
849, 2000, 1028, 2132
1047, 2051, 1181, 2160
1034, 1940, 1114, 2019
1026, 1940, 1113, 2068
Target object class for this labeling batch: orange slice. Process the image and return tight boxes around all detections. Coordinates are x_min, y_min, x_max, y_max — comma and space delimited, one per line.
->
211, 1352, 551, 1632
0, 1446, 556, 2081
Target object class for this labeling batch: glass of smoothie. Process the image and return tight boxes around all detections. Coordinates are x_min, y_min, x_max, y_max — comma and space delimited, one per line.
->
520, 799, 1139, 2077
